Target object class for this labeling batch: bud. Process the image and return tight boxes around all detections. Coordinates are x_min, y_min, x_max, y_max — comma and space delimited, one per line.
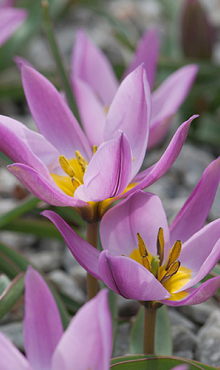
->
181, 0, 216, 60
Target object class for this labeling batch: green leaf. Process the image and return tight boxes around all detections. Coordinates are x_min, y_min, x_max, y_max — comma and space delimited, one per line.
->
0, 273, 24, 320
0, 242, 70, 329
3, 218, 67, 239
111, 355, 218, 369
0, 196, 40, 229
155, 305, 172, 355
0, 274, 11, 295
130, 306, 172, 355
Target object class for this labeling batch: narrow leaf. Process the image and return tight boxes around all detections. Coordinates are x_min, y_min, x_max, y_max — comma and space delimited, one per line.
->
0, 196, 40, 229
0, 242, 70, 328
0, 273, 24, 320
111, 355, 217, 369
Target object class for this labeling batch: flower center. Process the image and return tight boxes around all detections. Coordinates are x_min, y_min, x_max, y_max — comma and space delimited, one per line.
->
130, 228, 191, 301
51, 147, 97, 197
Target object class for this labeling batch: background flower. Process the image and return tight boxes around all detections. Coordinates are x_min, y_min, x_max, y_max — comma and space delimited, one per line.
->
0, 266, 112, 370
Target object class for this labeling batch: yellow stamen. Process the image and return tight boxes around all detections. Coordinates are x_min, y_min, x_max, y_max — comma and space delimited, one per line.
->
165, 240, 182, 271
59, 155, 75, 178
142, 255, 151, 271
71, 177, 82, 190
157, 227, 164, 266
160, 260, 180, 284
75, 150, 87, 173
93, 145, 98, 155
137, 232, 148, 257
104, 105, 109, 115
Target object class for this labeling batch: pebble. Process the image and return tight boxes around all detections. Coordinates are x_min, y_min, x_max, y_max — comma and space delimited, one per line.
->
172, 325, 198, 353
26, 250, 63, 272
0, 322, 24, 351
168, 308, 198, 333
196, 310, 220, 366
48, 269, 86, 304
113, 322, 131, 358
178, 298, 219, 325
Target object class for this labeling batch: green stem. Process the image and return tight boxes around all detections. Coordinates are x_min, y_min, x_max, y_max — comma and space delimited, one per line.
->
86, 222, 99, 300
41, 0, 80, 120
143, 306, 157, 354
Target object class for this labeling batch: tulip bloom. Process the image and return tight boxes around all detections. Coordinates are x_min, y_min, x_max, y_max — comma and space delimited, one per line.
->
0, 0, 27, 48
71, 29, 198, 149
0, 63, 196, 221
0, 266, 112, 370
43, 157, 220, 306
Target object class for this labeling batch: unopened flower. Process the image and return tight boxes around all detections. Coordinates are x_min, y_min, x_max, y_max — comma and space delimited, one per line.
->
0, 266, 112, 370
0, 0, 27, 47
181, 0, 216, 60
71, 29, 198, 149
0, 64, 196, 221
43, 158, 220, 306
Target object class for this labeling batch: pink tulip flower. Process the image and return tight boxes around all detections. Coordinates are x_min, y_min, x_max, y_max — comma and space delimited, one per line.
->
42, 157, 220, 306
0, 63, 197, 221
0, 266, 112, 370
71, 29, 198, 149
0, 0, 27, 47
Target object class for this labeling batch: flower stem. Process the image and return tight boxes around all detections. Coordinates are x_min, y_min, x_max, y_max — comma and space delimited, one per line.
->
41, 0, 80, 121
86, 222, 99, 300
143, 306, 157, 354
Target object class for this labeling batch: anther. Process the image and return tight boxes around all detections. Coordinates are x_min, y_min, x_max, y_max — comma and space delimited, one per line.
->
165, 240, 182, 271
71, 177, 82, 190
142, 255, 151, 271
137, 232, 148, 257
160, 260, 181, 284
59, 156, 75, 178
93, 145, 98, 155
75, 150, 87, 173
157, 228, 164, 266
104, 105, 109, 115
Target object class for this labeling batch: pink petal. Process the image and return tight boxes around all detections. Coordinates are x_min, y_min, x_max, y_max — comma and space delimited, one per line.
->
14, 56, 34, 71
99, 251, 170, 301
163, 276, 220, 306
104, 65, 151, 178
72, 78, 105, 147
21, 65, 92, 161
71, 29, 118, 105
178, 220, 220, 290
0, 8, 27, 47
151, 64, 198, 126
75, 132, 133, 202
24, 266, 63, 370
148, 64, 198, 149
170, 157, 220, 245
0, 331, 32, 370
100, 190, 169, 259
123, 28, 160, 89
8, 163, 87, 207
42, 210, 101, 279
0, 115, 59, 178
52, 290, 112, 370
